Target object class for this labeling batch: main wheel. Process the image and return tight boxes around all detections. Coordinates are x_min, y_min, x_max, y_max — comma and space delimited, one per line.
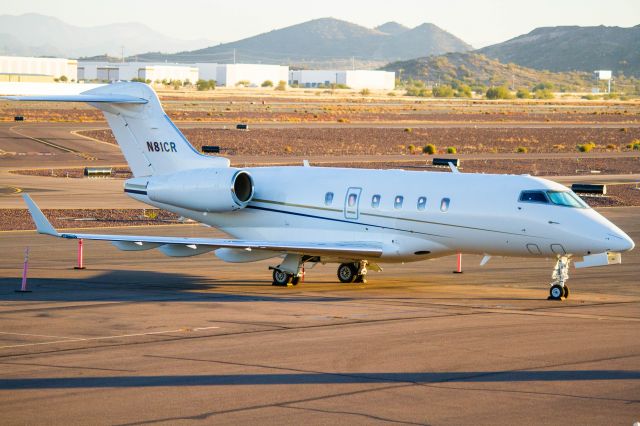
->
291, 276, 301, 286
272, 269, 292, 286
563, 285, 570, 299
337, 263, 358, 283
549, 284, 564, 300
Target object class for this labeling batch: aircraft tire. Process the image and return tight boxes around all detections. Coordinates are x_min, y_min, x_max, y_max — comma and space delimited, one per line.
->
563, 285, 570, 299
337, 263, 358, 283
549, 284, 564, 300
291, 276, 301, 286
272, 269, 292, 286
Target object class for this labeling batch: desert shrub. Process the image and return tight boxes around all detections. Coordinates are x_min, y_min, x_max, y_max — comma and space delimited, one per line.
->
423, 144, 437, 155
387, 92, 396, 96
360, 88, 371, 96
606, 144, 617, 150
534, 89, 554, 99
59, 75, 68, 82
196, 79, 216, 91
404, 128, 412, 132
516, 88, 531, 99
577, 142, 597, 152
432, 85, 454, 97
582, 94, 597, 100
284, 146, 293, 153
455, 84, 472, 98
447, 146, 457, 154
275, 80, 287, 91
532, 82, 554, 92
628, 139, 640, 150
516, 146, 528, 153
408, 144, 416, 154
486, 86, 513, 99
261, 80, 273, 87
235, 80, 250, 87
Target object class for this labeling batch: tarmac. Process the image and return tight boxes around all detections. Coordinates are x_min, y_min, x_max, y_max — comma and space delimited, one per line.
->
0, 210, 638, 425
0, 120, 639, 424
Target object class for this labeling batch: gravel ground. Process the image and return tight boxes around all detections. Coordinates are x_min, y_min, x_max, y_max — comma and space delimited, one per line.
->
1, 208, 182, 231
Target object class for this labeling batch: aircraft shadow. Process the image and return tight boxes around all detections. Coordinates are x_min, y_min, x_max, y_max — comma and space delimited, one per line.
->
0, 270, 352, 303
1, 370, 639, 390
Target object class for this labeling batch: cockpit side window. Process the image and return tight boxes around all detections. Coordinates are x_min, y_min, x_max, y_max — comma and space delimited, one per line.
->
519, 190, 549, 204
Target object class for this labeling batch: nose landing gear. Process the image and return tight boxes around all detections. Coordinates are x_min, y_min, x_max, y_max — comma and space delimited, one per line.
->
548, 256, 571, 300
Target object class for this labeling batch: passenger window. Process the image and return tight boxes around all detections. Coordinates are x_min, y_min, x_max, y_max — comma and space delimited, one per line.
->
440, 197, 450, 212
371, 194, 381, 208
519, 190, 549, 204
394, 195, 404, 209
325, 192, 334, 206
417, 196, 427, 211
348, 193, 357, 207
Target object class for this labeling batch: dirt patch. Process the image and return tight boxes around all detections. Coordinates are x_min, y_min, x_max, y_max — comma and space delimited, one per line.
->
77, 127, 640, 156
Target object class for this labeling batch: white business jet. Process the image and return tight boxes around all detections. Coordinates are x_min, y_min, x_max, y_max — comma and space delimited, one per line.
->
5, 83, 634, 300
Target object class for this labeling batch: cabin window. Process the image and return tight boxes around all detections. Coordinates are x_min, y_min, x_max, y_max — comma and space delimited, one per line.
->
347, 193, 358, 207
417, 196, 427, 211
324, 192, 334, 206
371, 194, 381, 208
519, 190, 549, 204
440, 197, 450, 212
394, 195, 404, 209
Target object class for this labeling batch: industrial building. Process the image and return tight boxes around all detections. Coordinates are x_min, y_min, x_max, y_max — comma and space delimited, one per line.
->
197, 63, 289, 87
289, 70, 395, 90
0, 56, 78, 81
78, 62, 198, 83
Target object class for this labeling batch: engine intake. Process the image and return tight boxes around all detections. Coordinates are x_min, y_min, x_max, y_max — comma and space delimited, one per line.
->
147, 167, 254, 212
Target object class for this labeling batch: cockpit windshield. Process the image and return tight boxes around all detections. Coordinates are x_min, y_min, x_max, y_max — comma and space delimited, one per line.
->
519, 190, 588, 208
546, 190, 588, 208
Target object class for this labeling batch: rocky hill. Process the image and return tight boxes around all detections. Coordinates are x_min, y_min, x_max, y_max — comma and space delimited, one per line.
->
478, 25, 640, 77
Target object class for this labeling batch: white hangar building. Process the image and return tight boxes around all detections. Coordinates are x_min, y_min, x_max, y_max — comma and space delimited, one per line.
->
196, 63, 289, 87
0, 56, 78, 81
289, 70, 395, 90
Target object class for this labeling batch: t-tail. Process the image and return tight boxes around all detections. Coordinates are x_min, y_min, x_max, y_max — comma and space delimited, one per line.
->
2, 82, 228, 176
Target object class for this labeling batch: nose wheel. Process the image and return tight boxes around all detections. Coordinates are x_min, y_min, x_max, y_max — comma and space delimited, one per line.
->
548, 256, 571, 300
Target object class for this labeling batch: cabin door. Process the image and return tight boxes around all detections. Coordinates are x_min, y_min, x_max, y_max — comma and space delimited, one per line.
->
344, 187, 362, 220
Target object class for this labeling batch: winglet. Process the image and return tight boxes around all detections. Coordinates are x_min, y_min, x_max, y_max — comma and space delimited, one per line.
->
22, 194, 59, 236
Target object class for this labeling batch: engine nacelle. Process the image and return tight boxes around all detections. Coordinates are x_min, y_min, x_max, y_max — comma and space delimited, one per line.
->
147, 167, 254, 212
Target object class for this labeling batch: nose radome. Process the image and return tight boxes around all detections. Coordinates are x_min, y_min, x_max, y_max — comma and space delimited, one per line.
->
607, 232, 635, 252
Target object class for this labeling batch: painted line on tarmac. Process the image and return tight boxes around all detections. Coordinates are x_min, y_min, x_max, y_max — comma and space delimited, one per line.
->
0, 326, 219, 349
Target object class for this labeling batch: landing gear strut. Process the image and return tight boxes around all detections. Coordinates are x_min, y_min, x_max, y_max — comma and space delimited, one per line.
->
337, 261, 368, 284
548, 256, 571, 300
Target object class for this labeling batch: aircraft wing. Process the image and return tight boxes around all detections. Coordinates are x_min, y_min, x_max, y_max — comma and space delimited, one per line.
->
22, 194, 383, 258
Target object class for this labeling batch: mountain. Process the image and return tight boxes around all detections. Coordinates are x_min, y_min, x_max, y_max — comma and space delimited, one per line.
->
382, 52, 592, 91
0, 13, 213, 58
478, 25, 640, 77
375, 22, 410, 35
136, 17, 472, 68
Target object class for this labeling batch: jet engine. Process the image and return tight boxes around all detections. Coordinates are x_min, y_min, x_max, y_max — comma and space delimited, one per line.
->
147, 167, 254, 212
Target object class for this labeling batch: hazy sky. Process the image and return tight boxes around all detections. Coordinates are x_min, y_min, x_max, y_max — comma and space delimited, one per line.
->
2, 0, 639, 48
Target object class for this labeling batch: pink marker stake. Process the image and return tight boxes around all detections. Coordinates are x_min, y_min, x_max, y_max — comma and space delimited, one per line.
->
16, 247, 32, 293
453, 252, 463, 274
74, 239, 86, 270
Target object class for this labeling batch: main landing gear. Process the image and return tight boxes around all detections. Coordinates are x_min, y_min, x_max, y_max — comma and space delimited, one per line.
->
270, 254, 311, 286
337, 261, 368, 284
548, 256, 571, 300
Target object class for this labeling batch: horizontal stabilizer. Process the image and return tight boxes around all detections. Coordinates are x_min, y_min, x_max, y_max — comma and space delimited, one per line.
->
2, 94, 148, 104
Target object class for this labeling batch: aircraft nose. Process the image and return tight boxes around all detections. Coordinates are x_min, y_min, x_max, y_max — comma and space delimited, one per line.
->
606, 231, 635, 252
